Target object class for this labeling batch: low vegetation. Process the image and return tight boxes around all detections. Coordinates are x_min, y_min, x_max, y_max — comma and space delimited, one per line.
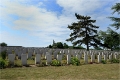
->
0, 64, 119, 80
51, 59, 61, 66
71, 57, 80, 66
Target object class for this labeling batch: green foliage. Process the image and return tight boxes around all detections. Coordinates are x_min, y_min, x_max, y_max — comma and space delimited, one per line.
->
51, 59, 61, 66
0, 58, 6, 69
109, 3, 120, 30
73, 45, 85, 49
0, 57, 8, 69
101, 59, 107, 64
94, 46, 103, 50
66, 13, 101, 51
63, 43, 69, 49
48, 45, 52, 48
71, 57, 80, 66
98, 28, 120, 51
0, 42, 7, 47
56, 42, 64, 49
0, 50, 7, 60
110, 58, 119, 63
48, 40, 69, 49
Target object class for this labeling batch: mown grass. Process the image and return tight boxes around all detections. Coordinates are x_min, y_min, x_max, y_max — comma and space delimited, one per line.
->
0, 62, 119, 80
0, 54, 120, 80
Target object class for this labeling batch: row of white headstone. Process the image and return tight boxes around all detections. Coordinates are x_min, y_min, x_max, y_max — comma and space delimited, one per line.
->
8, 51, 119, 66
1, 47, 117, 54
1, 47, 119, 57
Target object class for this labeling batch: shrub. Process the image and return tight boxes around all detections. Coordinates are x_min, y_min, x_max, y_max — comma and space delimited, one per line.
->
110, 58, 119, 63
71, 57, 80, 66
0, 58, 5, 69
0, 50, 7, 60
101, 59, 107, 64
51, 59, 61, 66
0, 57, 8, 69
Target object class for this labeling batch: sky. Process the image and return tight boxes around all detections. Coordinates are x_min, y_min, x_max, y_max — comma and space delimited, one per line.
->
0, 0, 120, 47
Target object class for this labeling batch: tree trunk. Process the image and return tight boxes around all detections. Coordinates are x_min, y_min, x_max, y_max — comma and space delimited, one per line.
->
86, 27, 89, 51
87, 44, 89, 51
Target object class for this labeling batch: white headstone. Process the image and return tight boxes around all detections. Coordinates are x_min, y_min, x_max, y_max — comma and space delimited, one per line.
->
21, 54, 27, 66
104, 54, 107, 61
109, 55, 112, 60
114, 54, 118, 59
91, 55, 95, 62
98, 55, 101, 63
18, 51, 21, 59
53, 51, 57, 59
84, 54, 88, 64
76, 54, 80, 60
67, 54, 71, 64
27, 52, 32, 59
46, 53, 52, 65
72, 53, 76, 57
57, 54, 62, 62
79, 53, 82, 59
8, 54, 15, 65
35, 54, 41, 65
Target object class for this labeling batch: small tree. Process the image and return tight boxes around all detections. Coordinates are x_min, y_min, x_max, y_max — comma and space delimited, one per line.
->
63, 43, 69, 49
0, 42, 7, 47
56, 42, 64, 49
48, 45, 52, 48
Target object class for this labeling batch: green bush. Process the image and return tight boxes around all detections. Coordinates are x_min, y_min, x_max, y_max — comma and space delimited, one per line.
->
0, 58, 5, 69
71, 57, 80, 66
0, 50, 7, 60
51, 59, 61, 66
101, 59, 107, 64
0, 57, 8, 69
110, 58, 119, 63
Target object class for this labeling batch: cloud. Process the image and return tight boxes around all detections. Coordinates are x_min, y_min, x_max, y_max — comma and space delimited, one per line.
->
56, 0, 107, 14
0, 0, 75, 46
0, 0, 120, 47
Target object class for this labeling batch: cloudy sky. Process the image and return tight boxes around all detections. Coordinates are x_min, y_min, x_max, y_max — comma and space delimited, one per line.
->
0, 0, 119, 47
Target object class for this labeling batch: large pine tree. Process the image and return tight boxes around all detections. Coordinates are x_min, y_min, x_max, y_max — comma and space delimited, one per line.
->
66, 13, 101, 51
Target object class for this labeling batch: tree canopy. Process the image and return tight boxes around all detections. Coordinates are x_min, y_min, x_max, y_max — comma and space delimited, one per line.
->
98, 27, 120, 51
0, 42, 7, 47
109, 3, 120, 30
66, 13, 102, 51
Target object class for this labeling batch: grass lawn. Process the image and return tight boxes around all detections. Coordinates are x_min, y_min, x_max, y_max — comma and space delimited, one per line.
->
0, 63, 119, 80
